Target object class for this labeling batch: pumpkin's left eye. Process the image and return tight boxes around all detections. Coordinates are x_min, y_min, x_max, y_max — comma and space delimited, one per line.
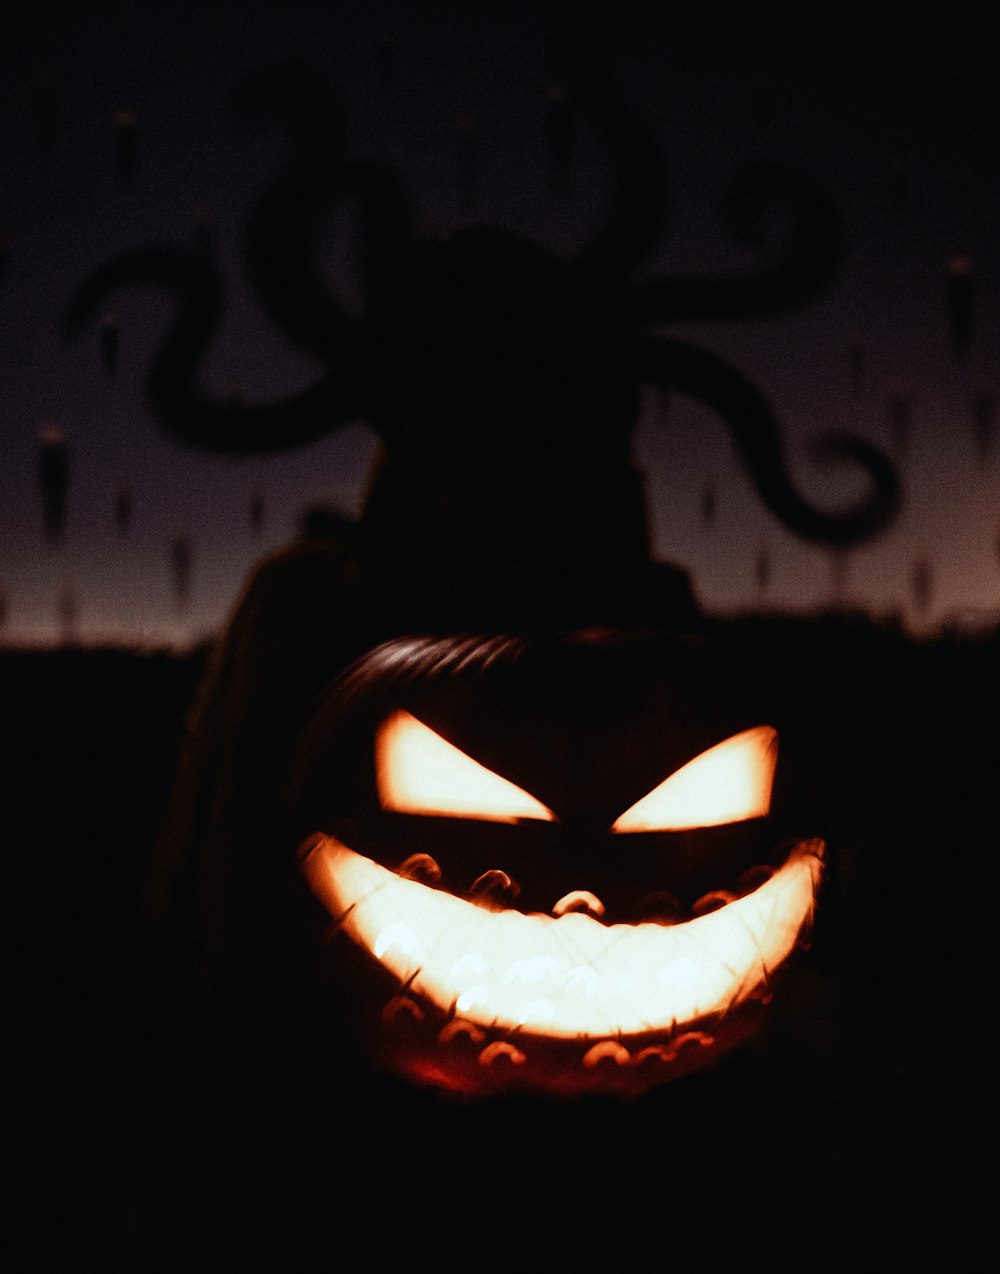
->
611, 725, 778, 832
376, 710, 556, 823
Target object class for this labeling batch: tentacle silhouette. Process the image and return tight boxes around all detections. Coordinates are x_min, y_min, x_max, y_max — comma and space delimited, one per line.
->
63, 246, 363, 453
568, 77, 668, 278
236, 61, 411, 356
64, 59, 900, 549
638, 336, 899, 546
38, 424, 70, 544
342, 160, 412, 315
631, 162, 843, 323
235, 61, 367, 361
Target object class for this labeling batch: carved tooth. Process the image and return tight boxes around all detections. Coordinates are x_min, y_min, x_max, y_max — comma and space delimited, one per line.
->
397, 853, 442, 884
479, 1040, 527, 1068
374, 922, 422, 961
582, 1040, 631, 1068
638, 890, 683, 924
691, 888, 737, 917
635, 1044, 679, 1065
456, 985, 491, 1014
502, 954, 561, 985
450, 953, 489, 979
516, 998, 557, 1028
439, 1019, 487, 1046
552, 889, 605, 919
382, 995, 425, 1024
739, 864, 776, 894
468, 869, 520, 907
672, 1030, 715, 1052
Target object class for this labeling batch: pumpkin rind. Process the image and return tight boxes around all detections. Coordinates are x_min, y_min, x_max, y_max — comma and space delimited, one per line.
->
292, 630, 825, 1098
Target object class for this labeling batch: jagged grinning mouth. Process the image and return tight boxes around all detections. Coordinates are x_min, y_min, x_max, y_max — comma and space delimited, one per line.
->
302, 835, 825, 1041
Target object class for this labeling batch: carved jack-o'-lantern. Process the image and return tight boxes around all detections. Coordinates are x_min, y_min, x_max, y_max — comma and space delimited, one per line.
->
295, 630, 823, 1099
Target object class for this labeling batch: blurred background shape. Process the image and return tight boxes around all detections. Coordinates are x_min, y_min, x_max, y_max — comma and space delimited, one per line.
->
37, 424, 70, 547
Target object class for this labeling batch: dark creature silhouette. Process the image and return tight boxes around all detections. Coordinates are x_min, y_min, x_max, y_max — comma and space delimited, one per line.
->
64, 60, 899, 584
68, 63, 903, 1272
72, 63, 905, 1026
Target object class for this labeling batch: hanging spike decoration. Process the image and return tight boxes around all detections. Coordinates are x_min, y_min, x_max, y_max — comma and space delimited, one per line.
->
544, 81, 576, 195
910, 554, 933, 617
887, 392, 912, 460
829, 548, 850, 608
169, 528, 194, 613
115, 482, 132, 536
38, 424, 70, 545
455, 112, 481, 211
99, 311, 119, 378
699, 481, 717, 529
58, 581, 80, 646
755, 544, 771, 598
114, 108, 139, 183
699, 481, 717, 530
848, 339, 865, 399
946, 256, 975, 357
970, 390, 996, 467
249, 485, 266, 535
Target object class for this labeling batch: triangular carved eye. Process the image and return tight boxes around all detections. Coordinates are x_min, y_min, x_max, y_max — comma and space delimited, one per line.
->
611, 726, 778, 832
377, 710, 556, 823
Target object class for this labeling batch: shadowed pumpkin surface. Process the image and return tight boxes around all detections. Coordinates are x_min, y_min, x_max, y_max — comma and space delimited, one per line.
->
8, 614, 995, 1269
292, 630, 824, 1099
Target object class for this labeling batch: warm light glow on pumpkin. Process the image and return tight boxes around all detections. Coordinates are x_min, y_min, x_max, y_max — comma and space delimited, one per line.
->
303, 833, 823, 1040
378, 711, 776, 833
377, 709, 556, 822
611, 725, 777, 831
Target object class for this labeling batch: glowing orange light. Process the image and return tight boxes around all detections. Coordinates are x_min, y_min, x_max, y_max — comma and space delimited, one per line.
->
611, 725, 777, 832
377, 710, 556, 823
303, 833, 823, 1041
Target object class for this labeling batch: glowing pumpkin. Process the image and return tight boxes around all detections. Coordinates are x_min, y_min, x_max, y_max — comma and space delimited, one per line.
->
294, 630, 824, 1099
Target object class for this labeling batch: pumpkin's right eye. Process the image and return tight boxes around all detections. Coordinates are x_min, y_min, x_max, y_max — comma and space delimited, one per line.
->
611, 726, 778, 832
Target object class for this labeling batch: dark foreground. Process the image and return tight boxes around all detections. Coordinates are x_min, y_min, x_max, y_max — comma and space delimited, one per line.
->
7, 610, 997, 1269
